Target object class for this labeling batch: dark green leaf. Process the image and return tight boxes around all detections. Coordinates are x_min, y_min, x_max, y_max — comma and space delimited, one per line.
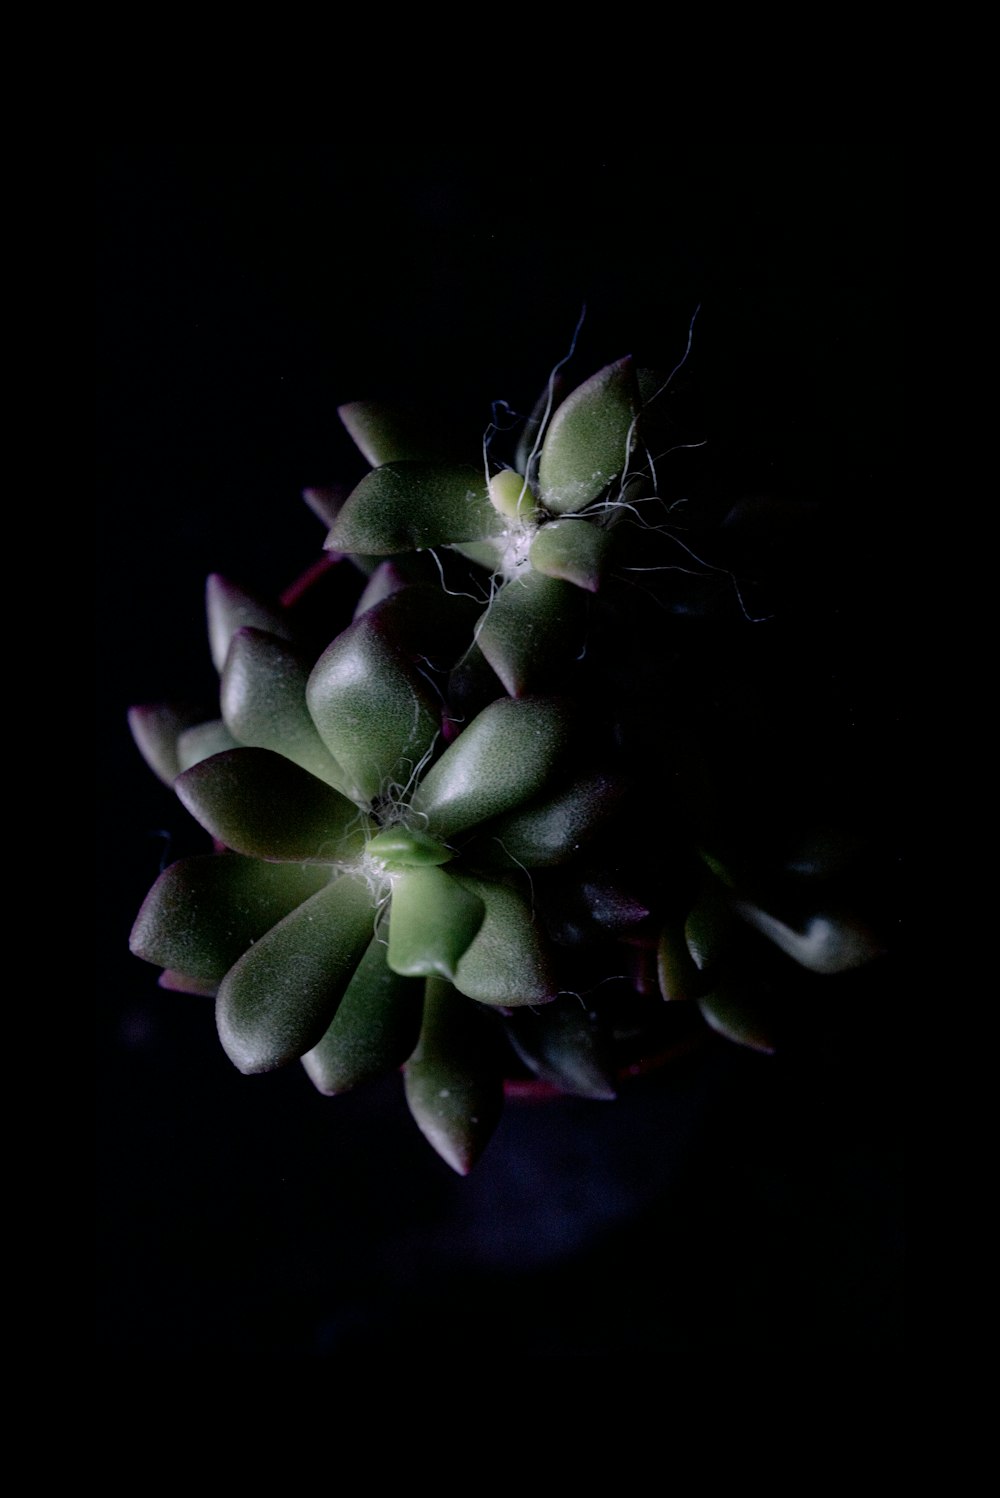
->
206, 573, 295, 674
175, 748, 365, 862
301, 935, 424, 1094
130, 853, 330, 983
387, 867, 485, 979
475, 570, 585, 697
450, 875, 556, 1006
326, 463, 502, 555
217, 872, 376, 1073
403, 977, 503, 1174
505, 1000, 617, 1099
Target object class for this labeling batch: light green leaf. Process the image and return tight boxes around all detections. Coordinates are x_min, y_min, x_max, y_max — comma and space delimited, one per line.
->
409, 696, 572, 840
175, 748, 365, 862
217, 872, 375, 1073
387, 867, 485, 980
403, 977, 503, 1174
529, 516, 612, 593
130, 853, 330, 983
326, 463, 501, 555
301, 935, 424, 1095
176, 719, 240, 772
537, 356, 640, 516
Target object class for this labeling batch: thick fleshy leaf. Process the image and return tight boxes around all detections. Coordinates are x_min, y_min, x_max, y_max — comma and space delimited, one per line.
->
537, 356, 640, 516
387, 867, 485, 980
128, 702, 208, 786
216, 872, 375, 1074
306, 609, 441, 805
451, 875, 555, 1006
130, 853, 330, 983
698, 981, 777, 1054
656, 916, 705, 1002
326, 463, 502, 555
733, 901, 883, 975
366, 826, 453, 870
403, 977, 504, 1174
176, 719, 240, 772
410, 696, 572, 840
476, 771, 623, 867
337, 402, 459, 467
301, 935, 424, 1094
514, 372, 569, 485
175, 748, 365, 863
475, 570, 585, 697
159, 969, 218, 996
505, 1001, 618, 1100
529, 517, 612, 592
206, 574, 295, 674
220, 628, 348, 793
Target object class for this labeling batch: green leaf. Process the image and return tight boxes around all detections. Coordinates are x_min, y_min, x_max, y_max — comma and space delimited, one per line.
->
326, 463, 502, 555
128, 702, 209, 786
505, 1000, 618, 1100
403, 977, 504, 1174
220, 628, 349, 793
656, 916, 706, 1002
338, 402, 460, 467
387, 867, 485, 980
130, 853, 330, 983
206, 573, 295, 674
176, 719, 240, 772
409, 696, 572, 840
476, 771, 623, 867
698, 981, 777, 1055
451, 875, 555, 1006
733, 901, 884, 975
475, 570, 585, 697
216, 872, 376, 1073
175, 748, 365, 862
306, 609, 441, 806
366, 826, 453, 869
301, 935, 424, 1094
537, 356, 640, 516
529, 517, 612, 592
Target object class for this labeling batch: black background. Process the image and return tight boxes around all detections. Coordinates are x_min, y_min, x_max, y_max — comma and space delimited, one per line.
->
97, 146, 902, 1359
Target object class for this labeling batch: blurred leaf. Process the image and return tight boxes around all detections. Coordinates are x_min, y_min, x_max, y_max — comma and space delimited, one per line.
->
698, 980, 777, 1054
657, 915, 705, 1002
217, 872, 375, 1073
733, 901, 884, 974
176, 719, 240, 772
128, 702, 209, 786
338, 401, 461, 467
130, 853, 330, 982
505, 1000, 618, 1099
403, 977, 503, 1174
175, 748, 365, 862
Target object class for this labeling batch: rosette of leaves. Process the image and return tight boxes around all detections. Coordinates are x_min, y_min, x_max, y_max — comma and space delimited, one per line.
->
130, 571, 616, 1172
130, 347, 888, 1173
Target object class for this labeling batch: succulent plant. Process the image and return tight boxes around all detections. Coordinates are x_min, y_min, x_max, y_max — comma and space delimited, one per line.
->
129, 337, 886, 1174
